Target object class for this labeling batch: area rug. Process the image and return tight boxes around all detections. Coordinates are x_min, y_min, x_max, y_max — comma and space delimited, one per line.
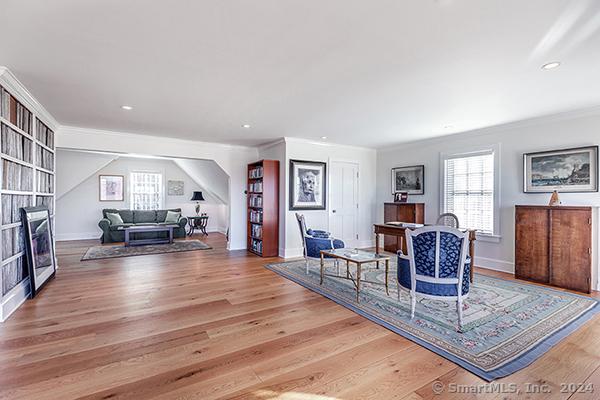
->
266, 258, 599, 381
81, 240, 212, 261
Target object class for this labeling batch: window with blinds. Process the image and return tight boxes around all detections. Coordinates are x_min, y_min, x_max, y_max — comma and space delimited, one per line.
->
130, 172, 163, 210
443, 151, 495, 234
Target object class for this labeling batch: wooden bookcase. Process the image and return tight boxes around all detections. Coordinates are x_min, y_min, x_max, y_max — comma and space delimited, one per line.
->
247, 160, 279, 257
0, 78, 56, 310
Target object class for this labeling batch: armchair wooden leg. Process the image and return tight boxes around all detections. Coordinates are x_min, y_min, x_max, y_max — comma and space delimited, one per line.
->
457, 299, 464, 333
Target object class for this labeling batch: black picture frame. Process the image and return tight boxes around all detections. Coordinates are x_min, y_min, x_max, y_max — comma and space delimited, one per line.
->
391, 165, 425, 195
289, 159, 327, 210
523, 145, 599, 193
20, 206, 56, 298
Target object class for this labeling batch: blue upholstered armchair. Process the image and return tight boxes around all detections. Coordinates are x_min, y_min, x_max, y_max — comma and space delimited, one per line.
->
295, 213, 345, 273
397, 226, 471, 332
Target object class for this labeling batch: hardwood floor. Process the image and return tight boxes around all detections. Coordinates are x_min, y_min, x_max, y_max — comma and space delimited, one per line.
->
1, 233, 599, 399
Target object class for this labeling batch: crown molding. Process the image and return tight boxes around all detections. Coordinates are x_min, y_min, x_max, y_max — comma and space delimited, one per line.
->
283, 136, 377, 153
257, 138, 286, 152
58, 125, 258, 153
0, 66, 59, 129
378, 104, 600, 153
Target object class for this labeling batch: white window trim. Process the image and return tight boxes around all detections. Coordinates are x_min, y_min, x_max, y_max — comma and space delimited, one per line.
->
129, 169, 165, 210
439, 144, 501, 240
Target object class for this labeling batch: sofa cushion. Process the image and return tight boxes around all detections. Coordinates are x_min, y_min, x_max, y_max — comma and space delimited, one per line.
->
165, 210, 181, 223
106, 212, 124, 225
119, 210, 134, 223
109, 223, 133, 231
133, 210, 157, 223
157, 208, 182, 222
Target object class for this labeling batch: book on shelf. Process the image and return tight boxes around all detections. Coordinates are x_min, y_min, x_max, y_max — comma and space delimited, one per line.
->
35, 146, 54, 171
1, 123, 33, 163
251, 239, 263, 254
36, 118, 54, 149
2, 160, 33, 191
249, 166, 263, 179
249, 194, 263, 208
37, 170, 54, 193
251, 223, 262, 239
248, 181, 263, 193
249, 210, 262, 223
2, 256, 26, 296
1, 194, 31, 225
0, 87, 10, 120
2, 225, 24, 261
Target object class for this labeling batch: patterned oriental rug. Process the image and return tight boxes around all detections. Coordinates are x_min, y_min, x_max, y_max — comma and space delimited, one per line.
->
81, 240, 211, 261
266, 258, 599, 381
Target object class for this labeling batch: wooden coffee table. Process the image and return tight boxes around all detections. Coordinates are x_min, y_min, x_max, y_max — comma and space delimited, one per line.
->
320, 248, 391, 302
124, 225, 178, 247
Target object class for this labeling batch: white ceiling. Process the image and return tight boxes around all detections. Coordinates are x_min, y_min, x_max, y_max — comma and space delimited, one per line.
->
1, 0, 600, 148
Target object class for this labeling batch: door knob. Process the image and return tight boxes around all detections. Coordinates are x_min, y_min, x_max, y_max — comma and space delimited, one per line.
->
332, 210, 337, 213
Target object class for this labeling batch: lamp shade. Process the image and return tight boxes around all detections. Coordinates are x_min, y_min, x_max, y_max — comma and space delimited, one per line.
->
190, 191, 205, 201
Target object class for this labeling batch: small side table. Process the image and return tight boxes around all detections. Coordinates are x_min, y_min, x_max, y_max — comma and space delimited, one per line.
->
187, 215, 209, 236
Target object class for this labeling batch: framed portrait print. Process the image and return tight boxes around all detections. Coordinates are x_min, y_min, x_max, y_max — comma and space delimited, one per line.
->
21, 206, 56, 298
99, 175, 124, 201
524, 146, 598, 193
289, 159, 327, 210
391, 165, 424, 195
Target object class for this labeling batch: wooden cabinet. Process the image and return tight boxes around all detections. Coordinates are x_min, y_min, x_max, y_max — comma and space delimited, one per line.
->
515, 205, 592, 293
383, 203, 424, 253
247, 160, 279, 257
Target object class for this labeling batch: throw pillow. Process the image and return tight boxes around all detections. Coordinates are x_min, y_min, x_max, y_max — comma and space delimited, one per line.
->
165, 210, 181, 223
106, 212, 124, 225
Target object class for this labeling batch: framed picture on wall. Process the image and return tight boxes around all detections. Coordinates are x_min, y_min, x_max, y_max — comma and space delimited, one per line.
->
167, 180, 185, 196
99, 175, 124, 201
391, 165, 424, 195
523, 146, 598, 193
289, 159, 327, 210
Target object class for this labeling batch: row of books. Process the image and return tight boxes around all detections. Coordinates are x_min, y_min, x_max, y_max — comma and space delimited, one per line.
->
249, 194, 263, 208
1, 123, 33, 163
36, 118, 54, 148
2, 226, 24, 261
2, 256, 26, 296
249, 210, 262, 223
0, 87, 10, 121
37, 170, 54, 193
250, 238, 263, 254
14, 101, 32, 134
35, 146, 54, 171
249, 166, 263, 179
36, 196, 54, 215
248, 181, 263, 193
1, 194, 31, 225
251, 223, 262, 239
2, 160, 33, 191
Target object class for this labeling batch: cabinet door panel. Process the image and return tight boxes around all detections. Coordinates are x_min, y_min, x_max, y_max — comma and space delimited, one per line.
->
397, 205, 415, 223
550, 209, 591, 293
515, 207, 549, 283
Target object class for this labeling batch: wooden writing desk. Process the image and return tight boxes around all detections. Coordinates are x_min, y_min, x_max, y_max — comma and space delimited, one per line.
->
374, 223, 477, 283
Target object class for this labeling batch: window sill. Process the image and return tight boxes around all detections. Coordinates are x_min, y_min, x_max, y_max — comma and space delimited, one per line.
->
476, 233, 501, 243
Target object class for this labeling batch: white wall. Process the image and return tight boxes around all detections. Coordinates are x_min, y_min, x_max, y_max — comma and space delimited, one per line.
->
56, 153, 228, 240
56, 126, 258, 249
259, 138, 377, 258
376, 110, 600, 281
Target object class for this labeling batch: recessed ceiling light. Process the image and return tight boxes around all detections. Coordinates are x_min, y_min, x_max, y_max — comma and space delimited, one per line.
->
444, 125, 454, 129
121, 105, 133, 110
541, 62, 561, 70
321, 136, 327, 140
242, 124, 251, 128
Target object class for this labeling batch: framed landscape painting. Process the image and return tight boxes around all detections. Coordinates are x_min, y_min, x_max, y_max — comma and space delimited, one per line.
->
99, 175, 124, 201
391, 165, 424, 195
289, 159, 327, 210
524, 146, 598, 193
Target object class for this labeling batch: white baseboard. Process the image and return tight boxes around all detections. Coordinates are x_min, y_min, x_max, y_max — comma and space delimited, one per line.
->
283, 247, 304, 259
475, 256, 514, 274
56, 232, 100, 241
1, 278, 30, 322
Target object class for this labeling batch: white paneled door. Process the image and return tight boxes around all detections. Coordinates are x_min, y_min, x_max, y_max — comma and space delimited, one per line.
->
329, 161, 359, 246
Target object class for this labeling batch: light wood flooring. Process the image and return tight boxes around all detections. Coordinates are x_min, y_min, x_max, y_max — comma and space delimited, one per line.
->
1, 233, 599, 399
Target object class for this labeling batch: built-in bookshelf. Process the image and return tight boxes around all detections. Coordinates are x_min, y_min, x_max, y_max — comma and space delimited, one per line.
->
247, 160, 279, 257
0, 76, 56, 310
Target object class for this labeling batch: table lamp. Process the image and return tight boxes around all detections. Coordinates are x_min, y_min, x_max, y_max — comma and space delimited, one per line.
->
190, 191, 205, 215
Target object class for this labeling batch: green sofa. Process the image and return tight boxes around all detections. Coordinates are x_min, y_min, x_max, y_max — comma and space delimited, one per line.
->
98, 208, 188, 243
